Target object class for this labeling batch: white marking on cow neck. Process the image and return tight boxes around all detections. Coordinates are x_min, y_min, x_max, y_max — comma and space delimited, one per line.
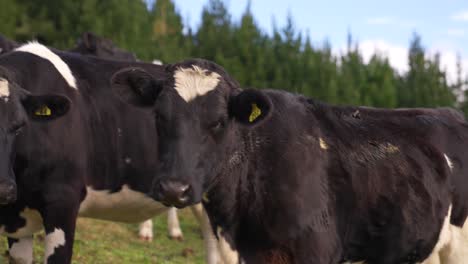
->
1, 208, 43, 239
138, 219, 153, 241
217, 227, 240, 264
421, 204, 468, 263
444, 154, 454, 171
0, 78, 10, 102
9, 236, 33, 264
174, 65, 220, 102
78, 184, 167, 222
152, 59, 163, 65
44, 228, 66, 263
15, 42, 77, 89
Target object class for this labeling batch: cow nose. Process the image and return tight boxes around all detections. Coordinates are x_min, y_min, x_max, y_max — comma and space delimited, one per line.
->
0, 183, 17, 205
158, 181, 191, 208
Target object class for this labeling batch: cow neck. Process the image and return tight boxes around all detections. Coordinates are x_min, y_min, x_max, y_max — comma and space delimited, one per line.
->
203, 128, 270, 248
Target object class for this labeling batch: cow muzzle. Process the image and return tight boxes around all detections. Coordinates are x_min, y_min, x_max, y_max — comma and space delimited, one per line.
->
152, 180, 192, 208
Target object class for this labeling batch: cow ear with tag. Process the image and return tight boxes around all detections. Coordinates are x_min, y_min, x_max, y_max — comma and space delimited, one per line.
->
111, 67, 163, 108
22, 94, 71, 121
228, 89, 273, 126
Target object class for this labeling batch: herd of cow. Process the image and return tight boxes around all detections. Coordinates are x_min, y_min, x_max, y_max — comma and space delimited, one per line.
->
0, 32, 467, 264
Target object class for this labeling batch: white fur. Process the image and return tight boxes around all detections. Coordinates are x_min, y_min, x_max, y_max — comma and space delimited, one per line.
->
421, 204, 468, 263
421, 205, 452, 263
78, 184, 167, 222
15, 42, 77, 89
174, 65, 220, 102
152, 59, 163, 65
44, 228, 66, 263
0, 78, 10, 101
2, 208, 43, 239
217, 227, 240, 264
195, 204, 221, 264
167, 207, 183, 239
444, 154, 454, 171
9, 236, 33, 264
138, 219, 153, 241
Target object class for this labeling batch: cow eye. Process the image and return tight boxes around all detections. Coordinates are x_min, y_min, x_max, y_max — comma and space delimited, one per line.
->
209, 119, 226, 132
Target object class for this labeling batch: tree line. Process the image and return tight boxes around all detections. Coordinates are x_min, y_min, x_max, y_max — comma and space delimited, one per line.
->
1, 0, 468, 114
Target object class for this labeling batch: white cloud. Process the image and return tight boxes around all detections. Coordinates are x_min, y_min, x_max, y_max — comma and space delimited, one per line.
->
427, 48, 468, 84
359, 40, 409, 73
447, 28, 466, 37
335, 39, 468, 84
451, 10, 468, 21
366, 17, 395, 25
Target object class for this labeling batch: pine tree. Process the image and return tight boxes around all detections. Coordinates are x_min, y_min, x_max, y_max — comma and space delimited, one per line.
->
148, 0, 188, 62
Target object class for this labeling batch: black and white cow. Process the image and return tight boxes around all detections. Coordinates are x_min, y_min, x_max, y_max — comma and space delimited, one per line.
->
0, 44, 221, 264
0, 32, 203, 244
113, 58, 468, 264
70, 31, 192, 242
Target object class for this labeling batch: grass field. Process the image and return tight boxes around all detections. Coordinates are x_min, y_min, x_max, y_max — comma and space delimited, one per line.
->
0, 209, 205, 263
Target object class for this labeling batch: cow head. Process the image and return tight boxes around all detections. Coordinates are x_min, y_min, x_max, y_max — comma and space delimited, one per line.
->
111, 59, 272, 207
71, 32, 137, 61
0, 67, 70, 204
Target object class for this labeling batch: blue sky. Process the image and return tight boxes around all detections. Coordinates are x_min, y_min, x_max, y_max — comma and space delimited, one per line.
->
165, 0, 468, 81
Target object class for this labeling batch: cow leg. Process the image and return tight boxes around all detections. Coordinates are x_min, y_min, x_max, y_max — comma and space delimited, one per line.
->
191, 204, 222, 264
138, 219, 153, 241
40, 186, 80, 264
167, 207, 183, 239
8, 236, 33, 264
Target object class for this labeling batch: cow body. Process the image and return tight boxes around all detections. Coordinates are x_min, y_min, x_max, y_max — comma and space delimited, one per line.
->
0, 45, 219, 264
113, 59, 468, 264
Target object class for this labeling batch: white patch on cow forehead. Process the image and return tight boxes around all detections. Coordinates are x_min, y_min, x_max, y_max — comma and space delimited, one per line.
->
174, 65, 221, 102
15, 42, 77, 89
44, 228, 66, 261
0, 78, 10, 101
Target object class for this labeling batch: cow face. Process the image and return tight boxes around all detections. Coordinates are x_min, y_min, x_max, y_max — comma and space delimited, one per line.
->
111, 59, 272, 207
71, 32, 137, 61
0, 68, 70, 204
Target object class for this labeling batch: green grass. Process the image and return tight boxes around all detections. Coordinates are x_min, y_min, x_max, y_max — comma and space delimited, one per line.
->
0, 209, 205, 263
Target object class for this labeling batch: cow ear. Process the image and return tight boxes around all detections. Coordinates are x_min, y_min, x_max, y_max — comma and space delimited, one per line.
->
82, 32, 97, 51
228, 89, 273, 126
111, 67, 163, 108
22, 94, 71, 122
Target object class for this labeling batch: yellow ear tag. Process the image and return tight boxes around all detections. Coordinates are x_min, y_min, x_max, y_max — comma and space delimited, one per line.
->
249, 103, 261, 123
35, 105, 52, 116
